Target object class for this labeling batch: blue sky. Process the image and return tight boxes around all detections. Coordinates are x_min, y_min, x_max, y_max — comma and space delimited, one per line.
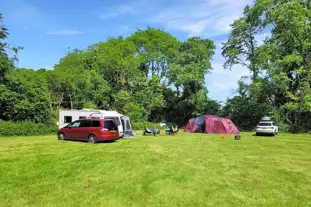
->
1, 0, 255, 102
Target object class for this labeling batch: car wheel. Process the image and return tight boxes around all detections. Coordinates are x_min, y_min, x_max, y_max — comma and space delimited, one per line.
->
58, 132, 65, 140
273, 131, 276, 136
88, 135, 97, 144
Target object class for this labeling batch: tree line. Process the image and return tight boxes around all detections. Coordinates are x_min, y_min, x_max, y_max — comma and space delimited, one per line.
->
1, 0, 311, 133
0, 13, 220, 129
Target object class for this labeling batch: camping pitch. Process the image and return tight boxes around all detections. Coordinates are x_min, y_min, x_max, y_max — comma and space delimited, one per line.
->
184, 114, 240, 134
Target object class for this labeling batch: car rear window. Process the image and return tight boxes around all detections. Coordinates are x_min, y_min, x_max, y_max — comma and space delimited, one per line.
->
258, 122, 272, 126
104, 120, 118, 130
92, 120, 101, 127
105, 117, 120, 125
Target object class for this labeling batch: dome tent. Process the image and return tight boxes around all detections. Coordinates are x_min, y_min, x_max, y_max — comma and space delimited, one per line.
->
184, 114, 240, 134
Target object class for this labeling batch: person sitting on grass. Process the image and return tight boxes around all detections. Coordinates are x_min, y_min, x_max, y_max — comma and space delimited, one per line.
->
171, 126, 178, 134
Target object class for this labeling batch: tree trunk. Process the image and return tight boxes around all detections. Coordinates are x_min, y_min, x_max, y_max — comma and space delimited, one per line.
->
68, 93, 73, 109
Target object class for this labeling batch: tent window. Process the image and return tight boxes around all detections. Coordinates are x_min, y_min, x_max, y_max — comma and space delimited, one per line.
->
195, 116, 205, 125
126, 120, 131, 130
64, 116, 72, 123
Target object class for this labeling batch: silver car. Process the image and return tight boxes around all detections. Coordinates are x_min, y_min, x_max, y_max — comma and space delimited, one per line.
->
256, 121, 278, 136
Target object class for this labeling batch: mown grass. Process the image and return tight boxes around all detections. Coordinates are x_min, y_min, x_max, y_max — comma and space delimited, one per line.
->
1, 132, 311, 206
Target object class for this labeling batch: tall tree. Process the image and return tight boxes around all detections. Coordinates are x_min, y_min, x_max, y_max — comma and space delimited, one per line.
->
128, 27, 180, 81
223, 0, 311, 132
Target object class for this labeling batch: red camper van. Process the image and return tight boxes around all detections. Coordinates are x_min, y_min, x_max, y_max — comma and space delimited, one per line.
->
58, 119, 119, 143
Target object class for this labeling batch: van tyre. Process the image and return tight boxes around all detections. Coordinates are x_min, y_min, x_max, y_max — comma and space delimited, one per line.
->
58, 132, 65, 140
88, 135, 97, 144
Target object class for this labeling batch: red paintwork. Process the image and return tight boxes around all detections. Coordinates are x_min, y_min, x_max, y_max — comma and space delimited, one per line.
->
58, 119, 119, 141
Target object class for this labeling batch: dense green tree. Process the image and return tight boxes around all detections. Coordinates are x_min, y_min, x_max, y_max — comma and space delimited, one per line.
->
128, 27, 180, 81
4, 69, 52, 122
0, 13, 9, 55
223, 0, 311, 132
0, 11, 220, 128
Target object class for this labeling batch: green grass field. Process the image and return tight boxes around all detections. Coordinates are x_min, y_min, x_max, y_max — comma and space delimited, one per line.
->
1, 132, 311, 207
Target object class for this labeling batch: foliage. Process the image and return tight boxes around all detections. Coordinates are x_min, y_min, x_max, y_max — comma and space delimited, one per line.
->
130, 121, 164, 130
0, 13, 218, 135
0, 13, 9, 55
0, 121, 57, 136
222, 0, 311, 132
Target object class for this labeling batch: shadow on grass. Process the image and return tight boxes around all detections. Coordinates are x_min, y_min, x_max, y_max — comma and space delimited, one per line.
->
252, 133, 275, 137
62, 139, 116, 144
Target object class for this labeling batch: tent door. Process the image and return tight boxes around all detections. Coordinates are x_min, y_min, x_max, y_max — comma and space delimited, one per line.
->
121, 118, 125, 131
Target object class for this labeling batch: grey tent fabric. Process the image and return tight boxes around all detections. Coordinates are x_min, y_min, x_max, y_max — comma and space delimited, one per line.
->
121, 116, 134, 137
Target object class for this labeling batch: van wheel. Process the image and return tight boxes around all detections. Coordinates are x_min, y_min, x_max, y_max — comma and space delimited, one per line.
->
58, 132, 65, 140
88, 135, 97, 144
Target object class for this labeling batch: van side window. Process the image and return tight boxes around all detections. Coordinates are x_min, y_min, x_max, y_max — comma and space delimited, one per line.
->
92, 120, 101, 127
79, 116, 87, 119
80, 120, 92, 127
64, 116, 72, 123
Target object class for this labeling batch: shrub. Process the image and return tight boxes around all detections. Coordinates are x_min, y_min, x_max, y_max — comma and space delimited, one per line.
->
0, 121, 57, 136
131, 121, 165, 130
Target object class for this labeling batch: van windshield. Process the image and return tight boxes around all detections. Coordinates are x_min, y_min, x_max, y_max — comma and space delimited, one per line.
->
258, 122, 272, 126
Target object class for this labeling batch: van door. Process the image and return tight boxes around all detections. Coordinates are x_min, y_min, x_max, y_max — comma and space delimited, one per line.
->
78, 120, 93, 140
102, 120, 119, 139
65, 121, 82, 139
104, 116, 123, 137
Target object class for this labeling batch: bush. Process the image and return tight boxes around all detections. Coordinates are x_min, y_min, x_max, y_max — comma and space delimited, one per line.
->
131, 121, 166, 130
0, 121, 57, 136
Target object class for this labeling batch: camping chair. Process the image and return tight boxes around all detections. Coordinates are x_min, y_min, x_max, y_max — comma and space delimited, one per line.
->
167, 126, 178, 135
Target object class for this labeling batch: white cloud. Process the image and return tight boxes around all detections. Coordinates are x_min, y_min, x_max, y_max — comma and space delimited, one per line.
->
100, 12, 119, 20
205, 38, 251, 101
209, 63, 250, 89
206, 63, 250, 101
100, 4, 135, 20
46, 30, 82, 35
147, 0, 252, 37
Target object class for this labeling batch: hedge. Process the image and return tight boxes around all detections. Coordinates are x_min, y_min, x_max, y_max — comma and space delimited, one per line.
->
0, 121, 57, 136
